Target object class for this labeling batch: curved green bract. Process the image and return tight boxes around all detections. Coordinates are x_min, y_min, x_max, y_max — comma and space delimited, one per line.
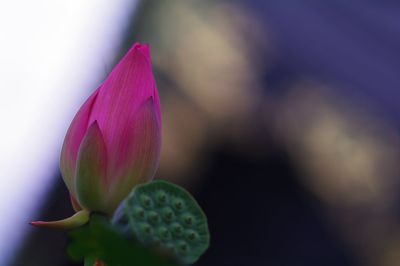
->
112, 180, 210, 265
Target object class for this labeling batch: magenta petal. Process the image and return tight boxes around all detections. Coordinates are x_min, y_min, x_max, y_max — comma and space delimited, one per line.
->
136, 43, 151, 64
88, 44, 159, 150
75, 121, 109, 213
134, 44, 161, 125
60, 88, 99, 195
106, 97, 161, 211
152, 83, 162, 127
136, 44, 162, 126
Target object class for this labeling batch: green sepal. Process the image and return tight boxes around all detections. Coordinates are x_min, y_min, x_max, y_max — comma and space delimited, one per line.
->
30, 210, 90, 230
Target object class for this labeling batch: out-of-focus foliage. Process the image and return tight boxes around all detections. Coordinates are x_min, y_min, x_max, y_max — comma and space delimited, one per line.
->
67, 214, 177, 266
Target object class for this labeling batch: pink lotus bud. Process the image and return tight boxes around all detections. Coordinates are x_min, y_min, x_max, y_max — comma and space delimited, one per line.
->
59, 43, 161, 216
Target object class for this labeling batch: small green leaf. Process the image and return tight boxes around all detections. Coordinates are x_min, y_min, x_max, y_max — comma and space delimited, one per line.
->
67, 214, 177, 266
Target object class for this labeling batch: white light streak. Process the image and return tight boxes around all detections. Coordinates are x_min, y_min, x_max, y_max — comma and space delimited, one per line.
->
0, 0, 138, 264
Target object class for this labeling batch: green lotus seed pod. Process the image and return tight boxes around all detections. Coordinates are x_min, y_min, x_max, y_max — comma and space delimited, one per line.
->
153, 238, 162, 246
112, 180, 210, 265
165, 242, 175, 252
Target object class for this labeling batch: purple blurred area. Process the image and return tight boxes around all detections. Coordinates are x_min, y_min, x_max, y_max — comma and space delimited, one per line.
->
250, 0, 400, 120
9, 1, 400, 266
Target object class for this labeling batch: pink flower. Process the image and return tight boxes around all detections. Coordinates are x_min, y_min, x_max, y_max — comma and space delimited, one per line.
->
60, 43, 161, 216
31, 43, 161, 229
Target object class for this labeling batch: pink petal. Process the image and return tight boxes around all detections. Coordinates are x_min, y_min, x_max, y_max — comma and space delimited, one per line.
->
60, 88, 99, 195
106, 97, 161, 212
136, 43, 151, 64
75, 121, 109, 213
88, 44, 160, 154
152, 82, 162, 127
135, 44, 162, 126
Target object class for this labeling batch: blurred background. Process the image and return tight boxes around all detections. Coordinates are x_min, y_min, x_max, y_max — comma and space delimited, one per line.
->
3, 1, 400, 265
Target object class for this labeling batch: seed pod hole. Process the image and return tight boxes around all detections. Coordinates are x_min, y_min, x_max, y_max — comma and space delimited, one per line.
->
185, 229, 198, 242
170, 222, 184, 236
181, 213, 195, 227
139, 194, 153, 209
132, 206, 145, 219
139, 223, 153, 235
172, 198, 185, 212
155, 190, 168, 204
177, 241, 190, 254
157, 227, 171, 240
162, 207, 175, 222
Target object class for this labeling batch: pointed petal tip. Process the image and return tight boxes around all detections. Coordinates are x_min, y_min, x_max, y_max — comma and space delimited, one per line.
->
147, 95, 155, 103
86, 120, 103, 138
29, 210, 90, 230
29, 220, 61, 229
128, 42, 151, 62
131, 42, 150, 50
146, 95, 162, 127
29, 221, 42, 226
90, 119, 100, 128
138, 43, 150, 52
